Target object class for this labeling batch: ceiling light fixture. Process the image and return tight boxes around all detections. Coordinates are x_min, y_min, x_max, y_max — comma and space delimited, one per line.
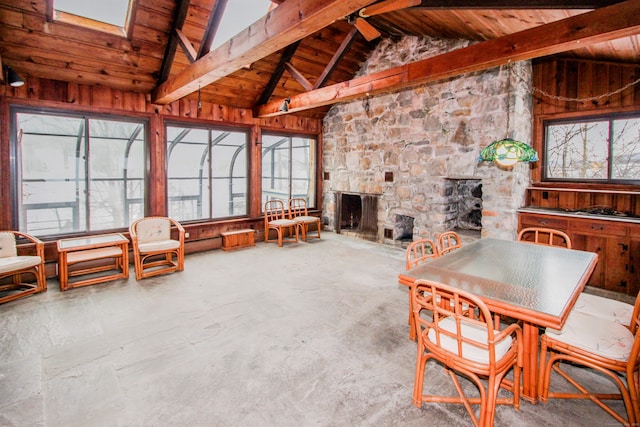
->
6, 66, 24, 87
478, 63, 538, 168
279, 97, 291, 112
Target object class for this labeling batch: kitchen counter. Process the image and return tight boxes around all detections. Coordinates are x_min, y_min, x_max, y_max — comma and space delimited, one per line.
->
518, 206, 640, 224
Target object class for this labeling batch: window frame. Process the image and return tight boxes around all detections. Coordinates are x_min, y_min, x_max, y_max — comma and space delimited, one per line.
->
10, 105, 149, 238
542, 110, 640, 185
165, 120, 251, 223
261, 131, 318, 212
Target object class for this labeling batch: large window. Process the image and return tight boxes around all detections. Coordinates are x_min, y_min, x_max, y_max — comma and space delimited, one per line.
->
13, 110, 146, 236
544, 114, 640, 183
167, 125, 248, 221
262, 134, 316, 208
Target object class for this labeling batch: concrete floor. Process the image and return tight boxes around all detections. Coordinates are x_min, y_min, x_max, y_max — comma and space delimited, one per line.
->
0, 232, 630, 426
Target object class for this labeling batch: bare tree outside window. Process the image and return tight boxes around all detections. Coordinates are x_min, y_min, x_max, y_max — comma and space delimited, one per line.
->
545, 116, 640, 183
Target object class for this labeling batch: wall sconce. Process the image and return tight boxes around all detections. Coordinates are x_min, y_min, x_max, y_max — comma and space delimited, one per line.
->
279, 97, 291, 112
6, 66, 24, 87
478, 138, 538, 168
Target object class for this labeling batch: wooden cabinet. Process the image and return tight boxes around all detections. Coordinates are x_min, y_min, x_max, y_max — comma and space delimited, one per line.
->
518, 211, 640, 296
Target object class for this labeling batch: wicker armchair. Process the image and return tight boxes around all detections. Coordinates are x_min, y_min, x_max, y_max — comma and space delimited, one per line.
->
538, 292, 640, 425
129, 217, 185, 280
412, 279, 523, 427
0, 231, 46, 304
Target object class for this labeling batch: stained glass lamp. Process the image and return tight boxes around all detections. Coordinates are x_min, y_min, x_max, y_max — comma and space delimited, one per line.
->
478, 138, 538, 167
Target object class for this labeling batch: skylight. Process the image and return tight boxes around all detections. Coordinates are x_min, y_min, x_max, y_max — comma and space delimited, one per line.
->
53, 0, 132, 36
211, 0, 275, 51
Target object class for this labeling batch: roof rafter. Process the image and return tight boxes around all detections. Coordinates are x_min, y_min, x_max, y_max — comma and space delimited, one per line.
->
410, 0, 623, 8
151, 0, 376, 104
256, 0, 640, 117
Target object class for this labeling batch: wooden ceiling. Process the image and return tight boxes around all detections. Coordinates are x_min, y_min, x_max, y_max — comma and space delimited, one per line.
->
1, 0, 639, 119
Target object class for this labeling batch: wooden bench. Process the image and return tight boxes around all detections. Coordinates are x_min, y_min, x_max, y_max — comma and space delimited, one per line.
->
221, 229, 255, 251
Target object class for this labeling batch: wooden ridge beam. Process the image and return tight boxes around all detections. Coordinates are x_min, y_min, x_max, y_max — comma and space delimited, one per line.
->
152, 0, 374, 104
256, 0, 640, 117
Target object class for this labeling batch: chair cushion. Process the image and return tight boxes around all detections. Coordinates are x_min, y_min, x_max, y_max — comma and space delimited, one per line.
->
138, 239, 180, 253
269, 219, 296, 226
293, 215, 319, 224
427, 316, 513, 364
0, 256, 42, 274
136, 218, 171, 243
544, 311, 633, 361
0, 232, 17, 258
573, 293, 634, 326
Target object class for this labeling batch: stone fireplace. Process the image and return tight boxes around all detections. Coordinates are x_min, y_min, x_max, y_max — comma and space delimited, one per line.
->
444, 178, 482, 231
321, 35, 532, 245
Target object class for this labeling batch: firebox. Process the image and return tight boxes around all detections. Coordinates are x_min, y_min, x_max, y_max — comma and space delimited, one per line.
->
334, 192, 379, 241
444, 178, 482, 231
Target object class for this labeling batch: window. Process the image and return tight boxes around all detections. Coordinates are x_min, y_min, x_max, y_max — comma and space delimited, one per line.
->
51, 0, 133, 37
210, 1, 275, 51
13, 110, 146, 236
262, 134, 316, 208
544, 114, 640, 183
167, 125, 248, 221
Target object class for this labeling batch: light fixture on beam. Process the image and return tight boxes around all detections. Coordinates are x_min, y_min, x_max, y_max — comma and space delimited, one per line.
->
6, 66, 24, 87
279, 97, 291, 112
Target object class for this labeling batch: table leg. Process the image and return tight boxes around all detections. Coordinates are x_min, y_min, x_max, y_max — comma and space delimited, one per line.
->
58, 253, 68, 291
521, 322, 540, 403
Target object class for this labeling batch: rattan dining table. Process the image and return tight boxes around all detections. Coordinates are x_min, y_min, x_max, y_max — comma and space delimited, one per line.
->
398, 237, 598, 403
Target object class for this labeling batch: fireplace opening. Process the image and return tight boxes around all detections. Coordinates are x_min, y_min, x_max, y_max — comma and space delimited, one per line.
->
341, 194, 361, 230
335, 192, 379, 241
395, 215, 414, 242
444, 178, 482, 231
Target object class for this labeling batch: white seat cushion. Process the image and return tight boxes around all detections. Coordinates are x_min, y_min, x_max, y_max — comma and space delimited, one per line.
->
0, 256, 42, 274
269, 219, 296, 227
138, 239, 180, 253
545, 311, 633, 361
573, 293, 634, 326
427, 316, 513, 364
293, 215, 319, 224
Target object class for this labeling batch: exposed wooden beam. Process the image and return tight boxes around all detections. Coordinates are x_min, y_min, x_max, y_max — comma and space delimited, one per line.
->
197, 0, 228, 59
257, 0, 640, 117
255, 41, 301, 106
157, 0, 191, 84
285, 62, 313, 91
313, 27, 359, 90
410, 0, 623, 8
176, 29, 197, 63
152, 0, 375, 104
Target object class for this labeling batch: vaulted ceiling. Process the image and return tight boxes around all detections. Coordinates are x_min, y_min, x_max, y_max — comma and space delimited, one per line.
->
1, 0, 639, 120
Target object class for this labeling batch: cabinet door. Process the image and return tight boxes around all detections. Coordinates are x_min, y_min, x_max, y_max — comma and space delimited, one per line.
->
604, 236, 630, 294
571, 233, 606, 289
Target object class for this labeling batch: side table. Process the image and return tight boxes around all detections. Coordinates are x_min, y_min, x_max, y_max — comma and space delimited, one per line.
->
57, 233, 129, 291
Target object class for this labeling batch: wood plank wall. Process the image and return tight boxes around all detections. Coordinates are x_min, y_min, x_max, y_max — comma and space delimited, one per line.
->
531, 58, 640, 184
0, 77, 322, 252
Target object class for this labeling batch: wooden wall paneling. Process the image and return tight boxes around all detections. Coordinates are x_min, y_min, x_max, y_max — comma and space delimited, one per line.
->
558, 191, 576, 210
0, 99, 10, 229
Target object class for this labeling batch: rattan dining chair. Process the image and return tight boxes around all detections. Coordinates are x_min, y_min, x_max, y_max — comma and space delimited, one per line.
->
288, 198, 321, 241
264, 199, 298, 247
412, 279, 523, 427
0, 231, 47, 304
538, 292, 640, 425
437, 230, 462, 255
405, 239, 440, 340
517, 227, 572, 248
129, 216, 185, 280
